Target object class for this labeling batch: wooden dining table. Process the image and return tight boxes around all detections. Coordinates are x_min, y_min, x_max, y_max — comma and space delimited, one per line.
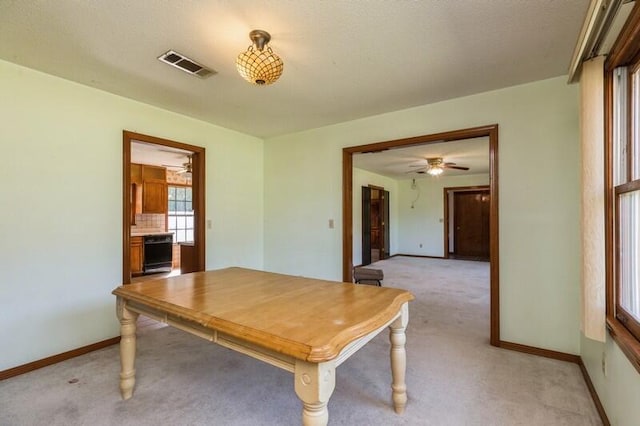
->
112, 267, 414, 426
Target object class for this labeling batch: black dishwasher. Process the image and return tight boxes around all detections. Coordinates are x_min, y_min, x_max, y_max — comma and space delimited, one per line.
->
143, 234, 173, 274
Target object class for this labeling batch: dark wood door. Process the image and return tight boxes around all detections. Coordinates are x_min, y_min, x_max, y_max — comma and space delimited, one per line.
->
382, 190, 390, 260
362, 186, 390, 265
361, 186, 372, 266
454, 190, 490, 259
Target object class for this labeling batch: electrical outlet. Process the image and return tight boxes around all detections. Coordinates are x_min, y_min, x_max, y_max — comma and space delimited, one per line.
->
602, 351, 607, 377
328, 219, 334, 229
419, 243, 423, 248
207, 219, 212, 230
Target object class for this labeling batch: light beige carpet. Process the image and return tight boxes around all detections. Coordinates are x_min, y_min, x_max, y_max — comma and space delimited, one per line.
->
0, 257, 602, 425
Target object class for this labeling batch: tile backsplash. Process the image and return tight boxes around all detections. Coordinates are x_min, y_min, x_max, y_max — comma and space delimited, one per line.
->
166, 170, 191, 185
132, 213, 165, 233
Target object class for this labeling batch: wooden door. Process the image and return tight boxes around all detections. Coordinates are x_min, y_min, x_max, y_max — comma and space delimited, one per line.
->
362, 186, 390, 265
382, 190, 390, 260
370, 188, 381, 262
453, 190, 490, 259
361, 186, 372, 266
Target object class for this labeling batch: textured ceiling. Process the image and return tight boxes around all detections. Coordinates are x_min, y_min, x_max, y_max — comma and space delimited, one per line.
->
0, 1, 589, 138
131, 141, 192, 169
353, 138, 489, 179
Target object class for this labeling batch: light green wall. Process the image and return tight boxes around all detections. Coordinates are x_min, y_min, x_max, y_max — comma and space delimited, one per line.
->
264, 76, 581, 354
352, 168, 399, 265
0, 60, 264, 370
581, 335, 640, 424
398, 174, 490, 256
262, 131, 341, 279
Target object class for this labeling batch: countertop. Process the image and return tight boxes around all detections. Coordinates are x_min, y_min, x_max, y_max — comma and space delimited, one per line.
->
131, 231, 174, 237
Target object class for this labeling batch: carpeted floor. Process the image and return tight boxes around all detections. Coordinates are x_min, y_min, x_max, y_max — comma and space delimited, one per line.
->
0, 257, 601, 425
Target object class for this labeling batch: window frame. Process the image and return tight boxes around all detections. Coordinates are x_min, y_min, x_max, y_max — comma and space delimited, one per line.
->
605, 3, 640, 373
167, 184, 194, 244
614, 181, 640, 339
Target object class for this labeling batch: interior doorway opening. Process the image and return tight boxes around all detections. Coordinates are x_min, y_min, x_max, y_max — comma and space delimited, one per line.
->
122, 131, 206, 284
342, 124, 499, 346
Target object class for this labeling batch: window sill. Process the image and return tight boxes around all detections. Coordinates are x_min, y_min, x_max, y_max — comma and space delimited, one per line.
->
606, 316, 640, 374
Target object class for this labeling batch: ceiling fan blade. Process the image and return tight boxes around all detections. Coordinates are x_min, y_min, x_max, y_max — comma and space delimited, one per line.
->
409, 164, 427, 167
445, 165, 469, 170
162, 164, 183, 168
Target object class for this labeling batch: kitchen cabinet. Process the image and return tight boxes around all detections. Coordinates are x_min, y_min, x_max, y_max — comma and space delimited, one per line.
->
132, 183, 142, 215
130, 163, 167, 215
142, 164, 165, 181
130, 236, 143, 275
143, 180, 167, 213
180, 242, 197, 274
131, 163, 143, 185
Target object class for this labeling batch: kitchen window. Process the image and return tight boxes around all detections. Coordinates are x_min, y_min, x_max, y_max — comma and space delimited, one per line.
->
168, 185, 194, 243
606, 9, 640, 371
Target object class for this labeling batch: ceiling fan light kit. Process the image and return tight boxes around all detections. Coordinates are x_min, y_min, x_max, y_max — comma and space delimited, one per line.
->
409, 157, 469, 176
236, 30, 283, 85
427, 166, 444, 176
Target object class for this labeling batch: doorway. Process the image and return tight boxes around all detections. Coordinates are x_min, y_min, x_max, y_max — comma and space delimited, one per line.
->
444, 186, 490, 261
361, 185, 390, 265
122, 131, 206, 284
342, 124, 500, 346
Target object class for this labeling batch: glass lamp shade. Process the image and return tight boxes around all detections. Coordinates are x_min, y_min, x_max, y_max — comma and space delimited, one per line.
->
427, 166, 444, 176
236, 46, 283, 85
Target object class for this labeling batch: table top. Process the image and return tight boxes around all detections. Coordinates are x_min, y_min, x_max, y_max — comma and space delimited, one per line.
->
113, 267, 414, 362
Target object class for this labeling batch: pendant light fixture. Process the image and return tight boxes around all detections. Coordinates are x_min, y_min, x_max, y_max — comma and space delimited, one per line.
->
236, 30, 283, 85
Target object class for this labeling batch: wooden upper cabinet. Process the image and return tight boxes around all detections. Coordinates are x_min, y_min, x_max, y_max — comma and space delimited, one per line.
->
130, 183, 142, 225
142, 165, 166, 181
131, 164, 167, 214
131, 163, 143, 184
132, 183, 142, 215
143, 180, 167, 213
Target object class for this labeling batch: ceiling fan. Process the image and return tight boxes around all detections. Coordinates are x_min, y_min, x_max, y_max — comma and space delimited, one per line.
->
163, 155, 192, 174
409, 157, 469, 176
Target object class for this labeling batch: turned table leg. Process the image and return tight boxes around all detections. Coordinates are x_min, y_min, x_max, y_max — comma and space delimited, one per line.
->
389, 302, 409, 414
294, 360, 336, 426
116, 297, 139, 400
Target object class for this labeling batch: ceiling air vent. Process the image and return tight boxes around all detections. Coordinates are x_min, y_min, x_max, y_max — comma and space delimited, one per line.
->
158, 50, 216, 79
